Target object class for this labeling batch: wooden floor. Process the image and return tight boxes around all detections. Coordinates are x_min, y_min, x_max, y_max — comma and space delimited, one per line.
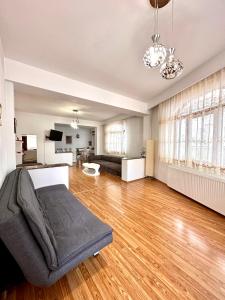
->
2, 167, 225, 300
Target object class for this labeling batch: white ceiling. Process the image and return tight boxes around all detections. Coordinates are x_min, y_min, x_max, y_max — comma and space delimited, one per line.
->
14, 83, 135, 121
1, 0, 225, 104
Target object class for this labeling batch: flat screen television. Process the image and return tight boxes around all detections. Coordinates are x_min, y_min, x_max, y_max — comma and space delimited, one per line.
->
49, 130, 63, 141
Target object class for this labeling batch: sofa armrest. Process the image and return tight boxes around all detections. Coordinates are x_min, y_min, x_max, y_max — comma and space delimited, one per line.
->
0, 213, 51, 286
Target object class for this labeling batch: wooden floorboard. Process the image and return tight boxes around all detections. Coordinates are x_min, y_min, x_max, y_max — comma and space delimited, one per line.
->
2, 166, 225, 300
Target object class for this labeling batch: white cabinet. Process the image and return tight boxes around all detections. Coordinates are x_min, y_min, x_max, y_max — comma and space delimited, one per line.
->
122, 158, 145, 182
28, 165, 69, 189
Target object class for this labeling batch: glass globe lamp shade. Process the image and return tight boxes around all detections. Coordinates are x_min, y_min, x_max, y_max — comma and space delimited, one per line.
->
143, 34, 167, 68
160, 48, 184, 80
70, 120, 78, 129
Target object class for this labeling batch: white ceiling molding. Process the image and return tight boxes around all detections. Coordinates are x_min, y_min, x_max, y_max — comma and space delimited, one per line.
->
149, 49, 225, 108
4, 58, 149, 115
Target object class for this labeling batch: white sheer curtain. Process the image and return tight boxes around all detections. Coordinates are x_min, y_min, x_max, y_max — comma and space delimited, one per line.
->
159, 67, 225, 176
104, 121, 127, 155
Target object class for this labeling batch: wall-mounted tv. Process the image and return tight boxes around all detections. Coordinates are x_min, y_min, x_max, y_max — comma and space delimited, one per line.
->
49, 130, 63, 141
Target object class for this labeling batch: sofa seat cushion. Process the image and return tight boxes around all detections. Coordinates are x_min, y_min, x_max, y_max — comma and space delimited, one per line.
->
100, 161, 121, 171
17, 169, 58, 270
36, 184, 112, 269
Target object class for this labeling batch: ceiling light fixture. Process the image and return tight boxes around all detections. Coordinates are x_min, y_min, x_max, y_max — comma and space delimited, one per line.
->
143, 0, 167, 69
160, 47, 183, 79
70, 109, 79, 130
143, 0, 184, 80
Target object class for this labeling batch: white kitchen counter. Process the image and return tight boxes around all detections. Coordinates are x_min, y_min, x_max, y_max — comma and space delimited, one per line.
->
52, 152, 73, 166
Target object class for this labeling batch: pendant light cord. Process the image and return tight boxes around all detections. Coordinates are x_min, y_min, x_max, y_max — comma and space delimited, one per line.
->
153, 0, 156, 35
156, 0, 159, 34
171, 0, 174, 45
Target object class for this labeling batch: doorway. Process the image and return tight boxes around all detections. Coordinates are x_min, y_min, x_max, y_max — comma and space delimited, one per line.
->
22, 134, 37, 164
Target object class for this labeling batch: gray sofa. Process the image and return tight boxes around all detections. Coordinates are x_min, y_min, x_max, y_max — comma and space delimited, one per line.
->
0, 168, 112, 287
89, 155, 122, 176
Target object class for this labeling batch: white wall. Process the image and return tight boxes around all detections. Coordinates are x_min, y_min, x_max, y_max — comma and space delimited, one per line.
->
97, 125, 104, 155
0, 38, 16, 187
55, 124, 93, 150
15, 111, 102, 165
126, 117, 143, 158
0, 38, 6, 186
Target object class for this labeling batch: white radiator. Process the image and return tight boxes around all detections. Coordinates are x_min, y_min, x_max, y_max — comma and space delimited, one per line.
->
167, 166, 225, 216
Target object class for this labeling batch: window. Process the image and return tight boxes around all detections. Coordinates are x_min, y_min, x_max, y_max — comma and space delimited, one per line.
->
104, 121, 126, 155
191, 113, 214, 165
222, 108, 225, 168
174, 118, 186, 161
159, 68, 225, 176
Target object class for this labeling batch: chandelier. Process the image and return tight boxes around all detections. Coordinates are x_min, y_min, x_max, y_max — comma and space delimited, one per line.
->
70, 109, 79, 130
143, 0, 183, 80
143, 33, 167, 68
160, 47, 183, 79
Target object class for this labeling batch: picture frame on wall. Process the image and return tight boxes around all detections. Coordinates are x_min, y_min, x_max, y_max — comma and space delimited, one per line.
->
66, 135, 72, 144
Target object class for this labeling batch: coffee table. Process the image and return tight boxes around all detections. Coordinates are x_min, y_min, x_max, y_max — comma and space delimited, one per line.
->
82, 163, 100, 176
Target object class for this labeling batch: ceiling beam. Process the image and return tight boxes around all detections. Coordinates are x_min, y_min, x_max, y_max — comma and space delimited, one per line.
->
4, 58, 149, 115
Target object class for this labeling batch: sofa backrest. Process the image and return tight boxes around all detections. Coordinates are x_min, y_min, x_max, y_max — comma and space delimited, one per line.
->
0, 169, 21, 224
17, 169, 58, 270
101, 155, 122, 164
88, 154, 102, 161
89, 154, 123, 164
